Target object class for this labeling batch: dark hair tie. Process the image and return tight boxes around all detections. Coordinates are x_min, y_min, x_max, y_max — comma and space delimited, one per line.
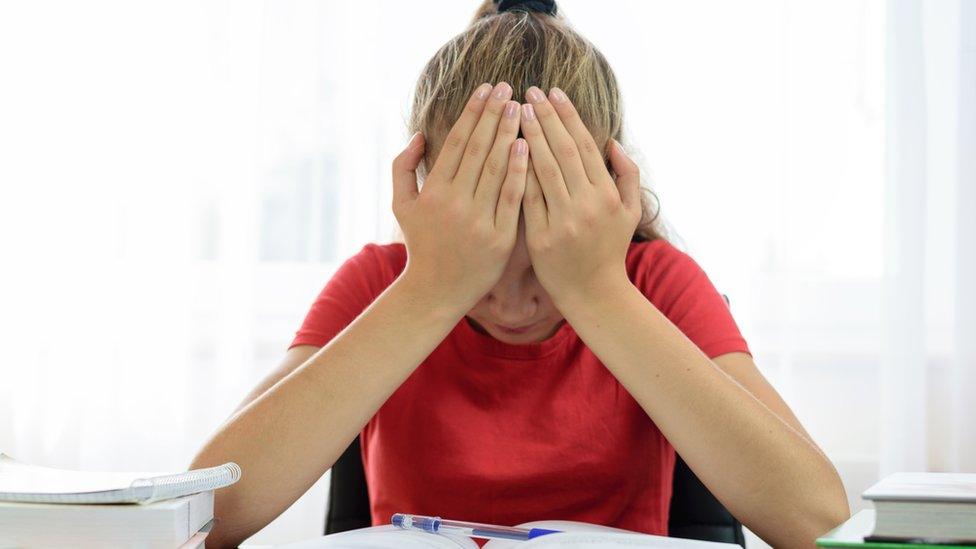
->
493, 0, 557, 16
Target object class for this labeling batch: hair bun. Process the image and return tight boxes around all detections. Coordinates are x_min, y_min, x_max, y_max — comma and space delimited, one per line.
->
493, 0, 557, 16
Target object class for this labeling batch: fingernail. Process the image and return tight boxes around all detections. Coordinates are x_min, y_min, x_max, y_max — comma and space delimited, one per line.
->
493, 82, 512, 100
504, 101, 519, 118
515, 138, 527, 156
407, 132, 422, 148
549, 87, 567, 103
526, 87, 545, 103
522, 103, 536, 121
475, 83, 492, 100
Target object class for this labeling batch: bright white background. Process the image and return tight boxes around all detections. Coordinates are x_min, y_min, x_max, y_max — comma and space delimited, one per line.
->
0, 1, 973, 547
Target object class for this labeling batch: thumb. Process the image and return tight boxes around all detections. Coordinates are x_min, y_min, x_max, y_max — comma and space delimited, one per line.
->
392, 132, 425, 208
608, 138, 640, 213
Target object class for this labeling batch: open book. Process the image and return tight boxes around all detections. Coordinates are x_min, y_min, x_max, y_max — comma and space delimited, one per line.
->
0, 453, 241, 504
279, 521, 739, 548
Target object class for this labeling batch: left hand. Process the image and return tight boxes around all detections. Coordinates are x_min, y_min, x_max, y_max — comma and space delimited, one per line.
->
519, 85, 642, 305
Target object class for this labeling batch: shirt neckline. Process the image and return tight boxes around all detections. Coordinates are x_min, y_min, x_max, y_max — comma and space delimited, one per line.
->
453, 315, 577, 360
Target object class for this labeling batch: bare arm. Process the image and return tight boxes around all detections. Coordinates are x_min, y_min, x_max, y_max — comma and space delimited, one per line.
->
557, 284, 848, 547
711, 352, 818, 445
189, 81, 528, 548
190, 275, 466, 547
231, 345, 319, 416
517, 86, 848, 548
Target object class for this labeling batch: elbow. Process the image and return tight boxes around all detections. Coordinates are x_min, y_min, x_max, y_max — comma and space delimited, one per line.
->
758, 473, 850, 548
188, 450, 257, 548
205, 491, 257, 549
204, 533, 237, 549
800, 455, 851, 543
812, 493, 851, 538
206, 531, 249, 549
188, 428, 238, 475
817, 465, 852, 531
804, 504, 850, 545
785, 507, 849, 549
793, 482, 851, 548
207, 533, 249, 549
765, 504, 850, 549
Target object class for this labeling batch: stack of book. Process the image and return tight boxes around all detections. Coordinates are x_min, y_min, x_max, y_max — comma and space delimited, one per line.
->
818, 472, 976, 548
0, 453, 241, 548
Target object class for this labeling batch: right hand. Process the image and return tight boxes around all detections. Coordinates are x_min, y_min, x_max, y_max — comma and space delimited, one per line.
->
392, 82, 528, 311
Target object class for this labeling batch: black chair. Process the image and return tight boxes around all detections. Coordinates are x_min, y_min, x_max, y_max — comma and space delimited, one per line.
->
324, 436, 745, 546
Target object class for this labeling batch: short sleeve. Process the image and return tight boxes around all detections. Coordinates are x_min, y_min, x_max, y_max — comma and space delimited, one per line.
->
289, 244, 398, 349
632, 241, 751, 359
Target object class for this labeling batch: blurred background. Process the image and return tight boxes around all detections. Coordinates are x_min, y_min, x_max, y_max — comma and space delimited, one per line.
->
0, 0, 972, 546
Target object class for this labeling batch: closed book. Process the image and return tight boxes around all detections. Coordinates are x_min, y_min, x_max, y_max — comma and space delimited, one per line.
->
0, 491, 213, 549
817, 509, 976, 548
862, 472, 976, 543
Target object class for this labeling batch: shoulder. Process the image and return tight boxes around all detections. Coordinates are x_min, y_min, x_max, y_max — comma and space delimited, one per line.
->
358, 241, 407, 274
625, 239, 720, 315
343, 241, 407, 293
626, 238, 706, 287
626, 239, 749, 357
289, 242, 407, 349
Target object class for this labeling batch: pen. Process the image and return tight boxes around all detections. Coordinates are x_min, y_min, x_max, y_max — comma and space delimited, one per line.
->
392, 513, 562, 541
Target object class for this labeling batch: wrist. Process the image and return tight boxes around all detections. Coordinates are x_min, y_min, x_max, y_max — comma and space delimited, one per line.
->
394, 267, 475, 323
550, 269, 635, 317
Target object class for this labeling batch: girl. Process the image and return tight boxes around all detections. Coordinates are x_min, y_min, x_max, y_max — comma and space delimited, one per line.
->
191, 1, 849, 547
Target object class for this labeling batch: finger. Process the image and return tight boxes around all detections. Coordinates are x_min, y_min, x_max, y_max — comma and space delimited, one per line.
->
392, 132, 424, 210
520, 101, 569, 210
525, 86, 588, 194
609, 139, 641, 214
455, 82, 514, 192
428, 82, 493, 183
494, 138, 528, 231
521, 156, 549, 232
548, 87, 614, 187
475, 100, 520, 211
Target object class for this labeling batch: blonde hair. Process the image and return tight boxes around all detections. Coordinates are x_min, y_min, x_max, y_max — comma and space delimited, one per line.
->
408, 0, 663, 242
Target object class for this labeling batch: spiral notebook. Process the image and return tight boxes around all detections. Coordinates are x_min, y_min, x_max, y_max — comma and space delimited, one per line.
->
0, 453, 241, 504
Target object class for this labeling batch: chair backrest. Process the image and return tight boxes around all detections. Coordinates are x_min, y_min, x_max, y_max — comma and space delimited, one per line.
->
326, 436, 371, 534
324, 436, 745, 546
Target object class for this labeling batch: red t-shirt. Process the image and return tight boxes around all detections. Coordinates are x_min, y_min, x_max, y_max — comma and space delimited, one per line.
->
290, 239, 750, 536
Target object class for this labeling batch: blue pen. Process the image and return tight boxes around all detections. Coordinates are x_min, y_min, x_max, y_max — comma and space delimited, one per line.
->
392, 513, 562, 541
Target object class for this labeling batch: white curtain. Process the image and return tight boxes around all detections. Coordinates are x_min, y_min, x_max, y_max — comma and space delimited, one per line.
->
881, 0, 975, 477
0, 1, 972, 546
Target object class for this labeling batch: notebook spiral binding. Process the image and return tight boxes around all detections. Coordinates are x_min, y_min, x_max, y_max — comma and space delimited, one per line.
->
132, 462, 242, 504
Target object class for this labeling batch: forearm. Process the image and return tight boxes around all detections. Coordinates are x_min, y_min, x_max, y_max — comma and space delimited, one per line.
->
556, 277, 848, 548
190, 273, 465, 548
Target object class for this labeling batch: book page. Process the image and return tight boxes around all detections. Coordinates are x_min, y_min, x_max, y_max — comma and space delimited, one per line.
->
484, 521, 738, 548
278, 525, 478, 549
0, 453, 164, 494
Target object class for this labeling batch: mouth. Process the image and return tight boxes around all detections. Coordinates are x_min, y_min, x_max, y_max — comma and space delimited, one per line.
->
492, 321, 539, 335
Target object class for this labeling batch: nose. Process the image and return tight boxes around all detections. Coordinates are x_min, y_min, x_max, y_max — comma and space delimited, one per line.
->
487, 279, 538, 325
